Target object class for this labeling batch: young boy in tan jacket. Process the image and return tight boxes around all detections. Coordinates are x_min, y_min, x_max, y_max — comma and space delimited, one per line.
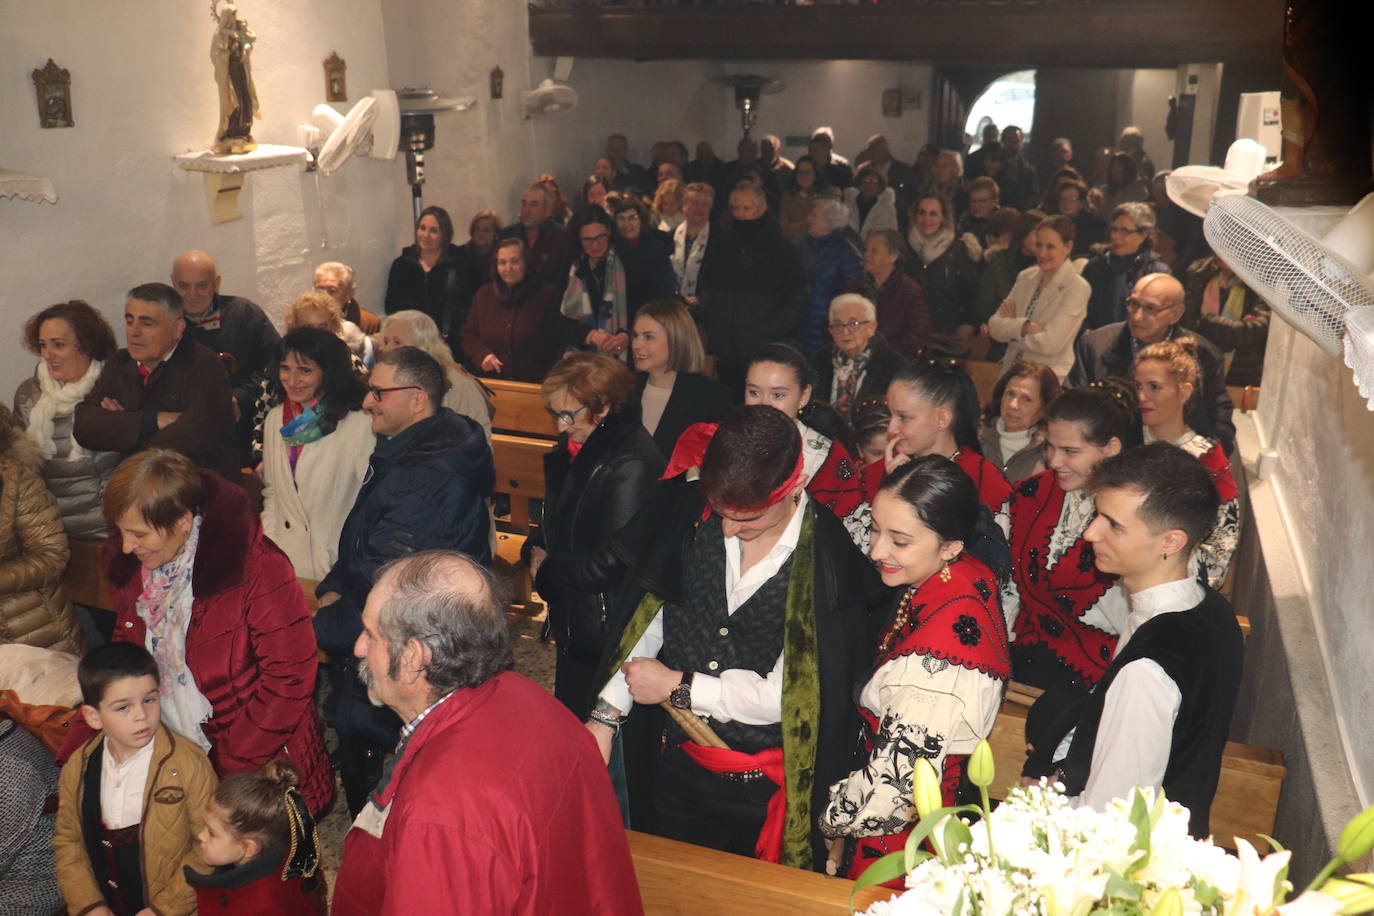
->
55, 642, 217, 916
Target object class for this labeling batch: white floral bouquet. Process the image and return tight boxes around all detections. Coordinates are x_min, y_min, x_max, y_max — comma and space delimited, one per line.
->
852, 741, 1374, 916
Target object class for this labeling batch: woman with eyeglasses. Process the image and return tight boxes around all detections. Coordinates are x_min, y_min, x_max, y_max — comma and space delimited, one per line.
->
810, 294, 903, 423
744, 343, 870, 549
1081, 201, 1170, 331
1005, 382, 1138, 689
985, 215, 1091, 382
261, 327, 374, 580
1133, 340, 1238, 588
378, 310, 493, 441
869, 359, 1012, 538
523, 352, 664, 720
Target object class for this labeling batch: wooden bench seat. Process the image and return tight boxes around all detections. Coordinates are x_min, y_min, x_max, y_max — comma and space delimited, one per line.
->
492, 433, 556, 612
488, 378, 558, 438
62, 538, 114, 612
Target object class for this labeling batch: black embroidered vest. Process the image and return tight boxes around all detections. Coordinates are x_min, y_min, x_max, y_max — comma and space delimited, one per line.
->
1057, 588, 1243, 836
658, 517, 790, 753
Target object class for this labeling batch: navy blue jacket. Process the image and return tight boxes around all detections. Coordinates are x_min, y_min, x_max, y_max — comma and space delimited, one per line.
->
315, 408, 494, 656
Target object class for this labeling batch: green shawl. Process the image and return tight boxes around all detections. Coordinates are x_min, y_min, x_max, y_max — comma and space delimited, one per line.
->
603, 507, 821, 870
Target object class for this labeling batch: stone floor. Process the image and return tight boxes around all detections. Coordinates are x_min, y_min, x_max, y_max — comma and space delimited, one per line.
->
314, 575, 552, 892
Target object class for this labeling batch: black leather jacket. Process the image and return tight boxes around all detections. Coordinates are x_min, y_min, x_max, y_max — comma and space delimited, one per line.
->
524, 405, 664, 660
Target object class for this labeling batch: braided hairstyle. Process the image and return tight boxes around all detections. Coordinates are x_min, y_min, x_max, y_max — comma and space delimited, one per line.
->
211, 761, 320, 879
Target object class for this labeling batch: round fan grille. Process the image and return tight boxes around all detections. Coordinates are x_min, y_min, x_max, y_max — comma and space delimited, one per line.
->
1204, 195, 1374, 357
1344, 308, 1374, 411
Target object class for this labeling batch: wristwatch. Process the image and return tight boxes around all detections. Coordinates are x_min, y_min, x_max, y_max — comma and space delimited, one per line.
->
668, 672, 694, 710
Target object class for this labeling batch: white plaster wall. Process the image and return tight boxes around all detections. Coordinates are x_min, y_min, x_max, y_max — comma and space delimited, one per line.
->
1250, 207, 1374, 807
0, 0, 398, 398
375, 0, 932, 240
1121, 69, 1176, 166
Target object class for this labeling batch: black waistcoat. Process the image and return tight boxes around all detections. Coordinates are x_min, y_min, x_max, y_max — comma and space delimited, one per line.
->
1058, 587, 1243, 836
81, 741, 147, 915
658, 517, 790, 753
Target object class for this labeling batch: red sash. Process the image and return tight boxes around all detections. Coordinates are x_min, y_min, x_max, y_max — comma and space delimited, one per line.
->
679, 742, 787, 863
1008, 471, 1118, 687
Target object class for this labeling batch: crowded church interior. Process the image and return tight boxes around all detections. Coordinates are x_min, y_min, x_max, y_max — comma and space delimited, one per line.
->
4, 0, 1374, 912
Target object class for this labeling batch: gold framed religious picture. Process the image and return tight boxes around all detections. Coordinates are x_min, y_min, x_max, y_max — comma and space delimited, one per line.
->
32, 59, 73, 128
324, 52, 347, 102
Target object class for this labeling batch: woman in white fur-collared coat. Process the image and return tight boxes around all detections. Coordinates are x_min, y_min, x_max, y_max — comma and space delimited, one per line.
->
986, 215, 1090, 382
844, 166, 899, 241
261, 327, 375, 580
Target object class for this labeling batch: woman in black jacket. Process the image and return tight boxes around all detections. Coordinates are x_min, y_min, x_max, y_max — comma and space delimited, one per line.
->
631, 298, 734, 461
384, 205, 466, 336
523, 352, 665, 720
905, 193, 979, 355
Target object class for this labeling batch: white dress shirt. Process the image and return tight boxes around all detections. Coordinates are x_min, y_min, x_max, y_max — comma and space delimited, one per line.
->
100, 737, 155, 830
1070, 576, 1203, 812
597, 495, 808, 724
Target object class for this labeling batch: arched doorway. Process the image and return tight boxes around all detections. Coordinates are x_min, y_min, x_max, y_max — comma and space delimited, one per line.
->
963, 69, 1037, 149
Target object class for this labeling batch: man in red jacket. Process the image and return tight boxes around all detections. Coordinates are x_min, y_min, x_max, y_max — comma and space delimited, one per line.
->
332, 550, 642, 916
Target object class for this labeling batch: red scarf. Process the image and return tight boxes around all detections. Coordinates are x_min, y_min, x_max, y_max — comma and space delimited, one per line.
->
1008, 471, 1118, 687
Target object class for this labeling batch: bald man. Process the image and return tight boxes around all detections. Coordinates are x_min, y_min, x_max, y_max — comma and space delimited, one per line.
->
1070, 273, 1235, 452
171, 250, 280, 460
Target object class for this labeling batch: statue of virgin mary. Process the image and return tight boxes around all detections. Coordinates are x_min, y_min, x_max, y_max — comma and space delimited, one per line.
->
211, 0, 260, 153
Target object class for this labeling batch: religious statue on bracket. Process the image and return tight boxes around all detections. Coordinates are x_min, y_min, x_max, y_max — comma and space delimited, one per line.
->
210, 0, 260, 154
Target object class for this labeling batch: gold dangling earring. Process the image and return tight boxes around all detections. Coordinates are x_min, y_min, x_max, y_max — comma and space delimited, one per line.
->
939, 562, 952, 583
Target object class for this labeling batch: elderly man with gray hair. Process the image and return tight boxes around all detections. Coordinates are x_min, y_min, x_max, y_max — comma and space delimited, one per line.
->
809, 293, 904, 419
1080, 201, 1171, 330
799, 197, 864, 351
696, 182, 807, 393
314, 260, 381, 334
331, 550, 643, 915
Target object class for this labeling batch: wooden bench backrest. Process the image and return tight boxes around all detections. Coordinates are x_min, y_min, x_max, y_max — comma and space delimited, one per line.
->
487, 378, 559, 438
627, 830, 894, 914
964, 359, 1005, 411
491, 433, 555, 533
989, 699, 1285, 849
62, 539, 113, 612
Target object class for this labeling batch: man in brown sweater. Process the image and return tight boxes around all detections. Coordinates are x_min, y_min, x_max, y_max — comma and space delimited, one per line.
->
73, 282, 240, 480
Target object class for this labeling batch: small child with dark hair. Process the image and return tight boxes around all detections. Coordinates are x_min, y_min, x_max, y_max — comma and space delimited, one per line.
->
185, 760, 327, 914
54, 642, 217, 916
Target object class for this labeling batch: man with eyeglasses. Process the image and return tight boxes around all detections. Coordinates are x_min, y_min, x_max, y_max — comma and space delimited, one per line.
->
313, 345, 495, 815
1070, 273, 1235, 453
1080, 202, 1171, 331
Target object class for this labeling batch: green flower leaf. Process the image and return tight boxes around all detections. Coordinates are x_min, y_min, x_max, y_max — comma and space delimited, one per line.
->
849, 850, 908, 913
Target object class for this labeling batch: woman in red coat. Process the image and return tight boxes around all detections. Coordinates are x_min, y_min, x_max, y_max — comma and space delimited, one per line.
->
98, 448, 333, 813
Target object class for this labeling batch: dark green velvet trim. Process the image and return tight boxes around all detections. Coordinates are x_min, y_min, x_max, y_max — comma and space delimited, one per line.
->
780, 506, 819, 869
602, 591, 667, 695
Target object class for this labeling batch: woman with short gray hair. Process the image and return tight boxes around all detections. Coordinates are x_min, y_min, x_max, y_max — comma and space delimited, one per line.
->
800, 198, 864, 352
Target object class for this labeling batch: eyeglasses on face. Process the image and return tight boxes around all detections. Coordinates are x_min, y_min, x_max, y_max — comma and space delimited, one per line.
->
1108, 225, 1143, 236
1125, 297, 1178, 319
546, 404, 588, 425
828, 319, 873, 334
580, 233, 610, 245
367, 385, 421, 400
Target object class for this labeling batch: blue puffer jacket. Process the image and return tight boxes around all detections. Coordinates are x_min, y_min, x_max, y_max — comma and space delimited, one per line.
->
799, 229, 863, 351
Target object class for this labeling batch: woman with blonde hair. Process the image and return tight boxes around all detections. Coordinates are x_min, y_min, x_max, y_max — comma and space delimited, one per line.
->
1133, 339, 1238, 587
378, 310, 493, 440
653, 178, 686, 233
630, 298, 732, 460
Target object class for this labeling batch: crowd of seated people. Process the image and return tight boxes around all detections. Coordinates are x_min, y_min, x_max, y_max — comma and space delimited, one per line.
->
0, 121, 1269, 912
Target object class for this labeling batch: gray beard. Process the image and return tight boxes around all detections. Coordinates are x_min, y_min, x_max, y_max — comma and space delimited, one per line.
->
357, 660, 386, 708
